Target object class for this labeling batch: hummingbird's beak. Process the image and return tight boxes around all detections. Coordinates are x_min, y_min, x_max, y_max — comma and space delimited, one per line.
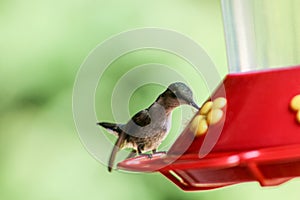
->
190, 101, 200, 110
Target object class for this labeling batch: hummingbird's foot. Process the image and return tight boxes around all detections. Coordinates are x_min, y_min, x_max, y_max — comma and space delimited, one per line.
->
139, 153, 153, 159
126, 149, 137, 159
152, 149, 167, 154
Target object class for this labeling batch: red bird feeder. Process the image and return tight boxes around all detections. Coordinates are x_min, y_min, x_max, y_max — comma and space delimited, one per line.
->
118, 0, 300, 190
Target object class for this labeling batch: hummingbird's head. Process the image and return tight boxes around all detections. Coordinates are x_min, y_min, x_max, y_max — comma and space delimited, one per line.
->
157, 82, 199, 110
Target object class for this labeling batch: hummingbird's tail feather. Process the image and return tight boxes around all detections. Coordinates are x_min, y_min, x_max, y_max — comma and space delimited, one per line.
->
108, 132, 126, 172
97, 122, 122, 136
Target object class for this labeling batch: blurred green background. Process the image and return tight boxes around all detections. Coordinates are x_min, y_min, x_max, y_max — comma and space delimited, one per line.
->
1, 0, 300, 199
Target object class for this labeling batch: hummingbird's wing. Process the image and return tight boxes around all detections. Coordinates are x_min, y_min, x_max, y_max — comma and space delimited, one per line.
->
123, 109, 151, 137
131, 109, 151, 126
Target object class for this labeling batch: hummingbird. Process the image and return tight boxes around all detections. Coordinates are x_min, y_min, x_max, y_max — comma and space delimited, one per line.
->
97, 82, 199, 172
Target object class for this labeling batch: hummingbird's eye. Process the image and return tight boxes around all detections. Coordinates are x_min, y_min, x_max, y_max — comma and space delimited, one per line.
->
170, 92, 177, 98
